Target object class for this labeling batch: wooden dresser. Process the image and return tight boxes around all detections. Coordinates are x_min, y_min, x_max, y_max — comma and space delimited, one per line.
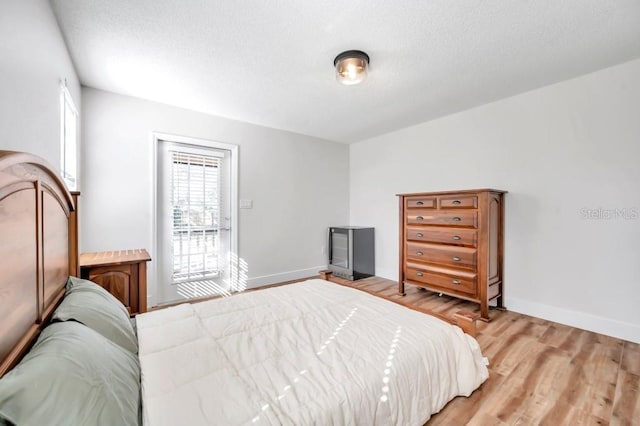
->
80, 249, 151, 315
398, 189, 506, 321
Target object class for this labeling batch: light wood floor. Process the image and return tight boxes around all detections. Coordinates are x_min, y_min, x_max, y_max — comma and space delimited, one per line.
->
324, 275, 640, 425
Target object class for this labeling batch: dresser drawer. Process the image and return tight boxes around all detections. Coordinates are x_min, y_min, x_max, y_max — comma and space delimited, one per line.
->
406, 227, 477, 247
405, 210, 477, 228
406, 196, 436, 209
439, 195, 478, 209
406, 242, 477, 269
405, 263, 476, 296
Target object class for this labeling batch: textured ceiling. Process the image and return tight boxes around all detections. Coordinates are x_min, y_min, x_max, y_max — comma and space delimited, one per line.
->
50, 0, 640, 143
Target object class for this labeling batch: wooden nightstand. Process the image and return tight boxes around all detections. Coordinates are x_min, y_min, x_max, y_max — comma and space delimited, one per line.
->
80, 249, 151, 315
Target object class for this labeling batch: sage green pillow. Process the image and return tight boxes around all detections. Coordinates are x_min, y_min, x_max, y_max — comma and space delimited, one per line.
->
0, 321, 140, 426
52, 276, 138, 353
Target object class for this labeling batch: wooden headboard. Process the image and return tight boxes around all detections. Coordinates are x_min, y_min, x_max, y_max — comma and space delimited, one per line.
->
0, 151, 79, 377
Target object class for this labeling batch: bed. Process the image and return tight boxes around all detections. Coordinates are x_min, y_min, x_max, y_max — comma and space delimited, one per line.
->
0, 150, 489, 425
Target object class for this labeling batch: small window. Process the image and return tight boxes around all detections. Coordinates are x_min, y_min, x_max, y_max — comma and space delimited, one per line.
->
60, 82, 78, 190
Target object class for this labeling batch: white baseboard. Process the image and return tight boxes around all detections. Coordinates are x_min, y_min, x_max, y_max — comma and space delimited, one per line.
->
245, 266, 325, 289
375, 267, 397, 282
507, 297, 640, 344
373, 270, 639, 343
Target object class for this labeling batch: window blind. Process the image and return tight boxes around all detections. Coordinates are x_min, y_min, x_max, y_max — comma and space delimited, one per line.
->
60, 84, 78, 190
170, 151, 221, 283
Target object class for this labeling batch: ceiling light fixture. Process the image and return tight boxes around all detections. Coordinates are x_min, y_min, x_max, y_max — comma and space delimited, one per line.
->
334, 50, 370, 86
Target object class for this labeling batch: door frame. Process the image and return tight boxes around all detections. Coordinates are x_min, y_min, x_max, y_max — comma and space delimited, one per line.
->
151, 132, 238, 307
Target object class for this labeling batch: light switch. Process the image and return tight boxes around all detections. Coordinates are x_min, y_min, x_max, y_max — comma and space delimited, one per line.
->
239, 199, 253, 209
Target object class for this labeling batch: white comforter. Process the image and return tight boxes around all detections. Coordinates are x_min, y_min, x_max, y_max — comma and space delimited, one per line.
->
137, 279, 488, 425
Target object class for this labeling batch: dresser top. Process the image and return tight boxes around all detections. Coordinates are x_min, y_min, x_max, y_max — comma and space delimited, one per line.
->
80, 249, 151, 267
396, 188, 507, 197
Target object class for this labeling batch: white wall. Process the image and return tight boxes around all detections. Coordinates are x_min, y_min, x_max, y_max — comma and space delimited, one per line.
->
81, 88, 349, 305
350, 59, 640, 343
0, 0, 80, 169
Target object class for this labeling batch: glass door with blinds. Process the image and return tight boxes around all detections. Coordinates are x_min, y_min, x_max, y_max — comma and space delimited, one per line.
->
157, 140, 233, 303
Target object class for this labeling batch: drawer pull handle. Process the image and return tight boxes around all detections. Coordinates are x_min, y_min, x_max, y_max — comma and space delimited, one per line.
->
452, 279, 461, 285
452, 216, 461, 222
417, 201, 424, 205
452, 200, 461, 205
416, 251, 424, 256
452, 235, 461, 240
416, 272, 424, 277
417, 233, 424, 237
416, 216, 424, 221
452, 256, 461, 261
